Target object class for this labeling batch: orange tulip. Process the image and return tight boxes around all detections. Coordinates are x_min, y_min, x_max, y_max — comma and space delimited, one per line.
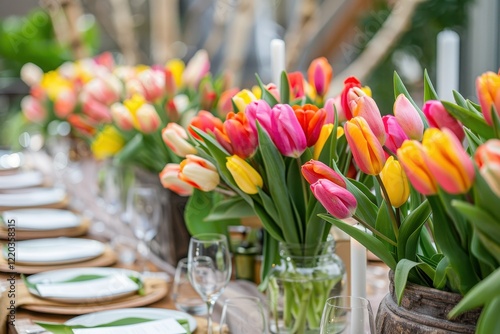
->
293, 104, 327, 147
475, 139, 500, 197
397, 140, 438, 196
179, 155, 220, 192
189, 110, 224, 140
476, 71, 500, 126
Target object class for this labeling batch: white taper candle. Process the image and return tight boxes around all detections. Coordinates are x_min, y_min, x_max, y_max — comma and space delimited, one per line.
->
437, 30, 460, 101
270, 39, 285, 90
350, 231, 367, 298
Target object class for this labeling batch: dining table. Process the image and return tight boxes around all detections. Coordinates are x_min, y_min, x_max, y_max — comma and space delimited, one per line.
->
0, 150, 389, 334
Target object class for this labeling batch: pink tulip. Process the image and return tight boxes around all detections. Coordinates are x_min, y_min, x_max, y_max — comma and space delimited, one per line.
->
310, 179, 357, 219
162, 123, 197, 157
164, 68, 177, 99
307, 57, 333, 97
324, 96, 346, 124
135, 103, 161, 133
81, 94, 113, 123
288, 71, 305, 100
476, 71, 500, 126
93, 51, 114, 70
269, 104, 307, 158
84, 74, 122, 106
21, 96, 46, 123
301, 160, 346, 188
383, 115, 409, 154
183, 49, 210, 89
245, 100, 273, 134
475, 139, 500, 197
159, 163, 194, 196
393, 94, 424, 140
179, 155, 220, 191
110, 103, 134, 131
136, 68, 165, 102
423, 100, 465, 142
349, 95, 386, 144
54, 89, 77, 118
265, 83, 280, 102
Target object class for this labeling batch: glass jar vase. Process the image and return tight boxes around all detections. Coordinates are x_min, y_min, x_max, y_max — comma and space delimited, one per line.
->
268, 238, 345, 334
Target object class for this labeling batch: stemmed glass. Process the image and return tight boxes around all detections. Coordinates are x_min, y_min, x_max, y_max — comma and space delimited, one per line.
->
127, 185, 161, 273
320, 296, 375, 334
219, 296, 268, 334
188, 233, 232, 334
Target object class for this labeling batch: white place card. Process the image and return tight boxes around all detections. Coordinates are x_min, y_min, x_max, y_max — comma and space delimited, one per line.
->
35, 274, 139, 299
72, 318, 188, 334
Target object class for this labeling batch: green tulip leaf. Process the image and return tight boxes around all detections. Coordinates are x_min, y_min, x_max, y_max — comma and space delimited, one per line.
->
441, 101, 494, 140
114, 133, 144, 164
375, 202, 396, 252
451, 200, 500, 244
471, 166, 500, 222
255, 74, 279, 107
466, 100, 482, 115
320, 214, 397, 269
418, 226, 437, 259
204, 197, 256, 221
423, 69, 439, 102
476, 296, 500, 334
393, 71, 428, 127
471, 230, 497, 277
449, 268, 500, 319
399, 200, 431, 262
280, 71, 290, 104
464, 128, 482, 154
434, 256, 451, 290
452, 90, 468, 109
491, 105, 500, 139
394, 259, 435, 305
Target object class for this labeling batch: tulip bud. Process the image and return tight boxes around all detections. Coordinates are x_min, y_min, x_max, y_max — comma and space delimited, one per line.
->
344, 117, 386, 175
423, 100, 465, 142
54, 89, 77, 118
159, 163, 193, 196
397, 140, 438, 195
474, 139, 500, 197
301, 160, 346, 188
217, 88, 239, 118
226, 155, 263, 194
162, 123, 197, 157
179, 155, 220, 191
199, 75, 217, 110
183, 49, 210, 89
476, 71, 500, 126
245, 100, 273, 135
393, 94, 424, 140
20, 62, 43, 86
422, 128, 474, 194
324, 96, 346, 124
340, 76, 362, 120
307, 57, 333, 97
380, 156, 410, 208
110, 103, 134, 131
383, 115, 408, 154
310, 179, 357, 219
350, 95, 386, 144
21, 96, 46, 123
135, 103, 161, 133
265, 83, 281, 102
137, 68, 165, 102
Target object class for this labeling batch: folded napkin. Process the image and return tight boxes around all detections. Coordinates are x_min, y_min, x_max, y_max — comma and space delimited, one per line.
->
33, 274, 140, 300
0, 170, 43, 189
38, 318, 189, 334
1, 209, 80, 230
0, 188, 66, 207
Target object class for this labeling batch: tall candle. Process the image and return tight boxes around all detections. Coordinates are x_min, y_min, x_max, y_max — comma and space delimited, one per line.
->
350, 234, 366, 298
270, 39, 285, 90
437, 30, 460, 101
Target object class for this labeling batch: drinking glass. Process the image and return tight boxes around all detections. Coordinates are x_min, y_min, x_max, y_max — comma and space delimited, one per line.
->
320, 296, 375, 334
219, 296, 268, 334
172, 258, 207, 315
127, 186, 161, 272
188, 233, 232, 334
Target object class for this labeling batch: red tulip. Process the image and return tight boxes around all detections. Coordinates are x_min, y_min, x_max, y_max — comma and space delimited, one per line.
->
288, 71, 305, 100
423, 100, 465, 142
340, 76, 361, 120
215, 112, 257, 158
188, 110, 224, 140
293, 104, 327, 147
310, 179, 357, 219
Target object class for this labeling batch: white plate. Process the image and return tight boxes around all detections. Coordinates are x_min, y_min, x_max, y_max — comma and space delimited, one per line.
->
0, 187, 66, 207
1, 209, 81, 230
26, 267, 140, 303
0, 170, 43, 190
3, 238, 104, 265
0, 209, 81, 230
66, 308, 197, 332
0, 151, 23, 172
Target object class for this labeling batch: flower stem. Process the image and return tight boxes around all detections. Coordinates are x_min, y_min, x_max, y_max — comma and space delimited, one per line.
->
353, 214, 398, 247
375, 174, 400, 239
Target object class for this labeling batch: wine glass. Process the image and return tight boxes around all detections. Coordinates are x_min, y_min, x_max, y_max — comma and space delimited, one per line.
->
188, 233, 232, 334
127, 185, 161, 273
320, 296, 375, 334
219, 296, 268, 334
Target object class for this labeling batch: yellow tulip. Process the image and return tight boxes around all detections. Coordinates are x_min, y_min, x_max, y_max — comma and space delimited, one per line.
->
91, 126, 125, 160
226, 155, 263, 194
165, 59, 185, 88
233, 89, 257, 112
380, 156, 410, 208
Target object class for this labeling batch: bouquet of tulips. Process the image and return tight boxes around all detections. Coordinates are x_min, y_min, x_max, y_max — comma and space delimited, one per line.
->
306, 70, 500, 332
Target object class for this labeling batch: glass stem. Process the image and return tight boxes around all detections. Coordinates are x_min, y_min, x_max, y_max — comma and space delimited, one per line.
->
137, 239, 150, 272
206, 300, 215, 334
